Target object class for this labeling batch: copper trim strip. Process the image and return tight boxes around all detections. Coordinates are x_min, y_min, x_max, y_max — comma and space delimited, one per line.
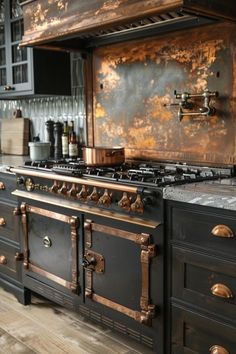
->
12, 190, 159, 229
25, 204, 72, 224
10, 167, 138, 193
92, 293, 138, 319
70, 216, 79, 293
89, 222, 151, 245
20, 203, 29, 269
29, 263, 73, 290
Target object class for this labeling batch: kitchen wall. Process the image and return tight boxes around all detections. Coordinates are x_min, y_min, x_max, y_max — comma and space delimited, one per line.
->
92, 22, 236, 165
0, 53, 86, 151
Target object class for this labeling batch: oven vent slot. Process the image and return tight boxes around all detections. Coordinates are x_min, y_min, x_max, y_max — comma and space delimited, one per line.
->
78, 11, 188, 39
78, 305, 154, 348
52, 10, 215, 49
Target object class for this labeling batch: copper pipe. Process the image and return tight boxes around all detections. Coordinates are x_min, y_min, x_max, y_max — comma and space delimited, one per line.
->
10, 167, 138, 194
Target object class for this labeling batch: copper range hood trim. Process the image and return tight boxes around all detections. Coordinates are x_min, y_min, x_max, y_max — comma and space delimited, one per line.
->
18, 0, 234, 49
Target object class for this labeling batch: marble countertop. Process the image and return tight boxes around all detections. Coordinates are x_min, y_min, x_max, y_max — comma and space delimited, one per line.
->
163, 178, 236, 210
0, 155, 28, 173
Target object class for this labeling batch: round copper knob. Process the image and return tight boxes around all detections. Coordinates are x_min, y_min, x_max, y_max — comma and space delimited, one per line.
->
67, 183, 78, 198
58, 182, 68, 195
87, 187, 100, 202
130, 194, 144, 214
118, 192, 131, 211
0, 218, 6, 226
49, 180, 60, 193
77, 185, 88, 201
0, 255, 7, 265
0, 182, 5, 190
98, 189, 112, 207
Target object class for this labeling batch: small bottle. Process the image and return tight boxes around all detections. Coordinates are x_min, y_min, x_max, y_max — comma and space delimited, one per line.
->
54, 121, 63, 160
69, 120, 78, 159
61, 121, 69, 158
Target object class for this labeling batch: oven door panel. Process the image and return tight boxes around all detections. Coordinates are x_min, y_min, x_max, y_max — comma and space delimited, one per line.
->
28, 214, 72, 280
83, 217, 157, 326
21, 203, 79, 293
92, 234, 141, 309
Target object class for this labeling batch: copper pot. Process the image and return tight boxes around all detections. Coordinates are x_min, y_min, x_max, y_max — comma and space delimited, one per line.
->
83, 147, 125, 166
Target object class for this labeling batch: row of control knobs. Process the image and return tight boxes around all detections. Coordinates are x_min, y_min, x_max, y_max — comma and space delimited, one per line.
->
17, 177, 156, 213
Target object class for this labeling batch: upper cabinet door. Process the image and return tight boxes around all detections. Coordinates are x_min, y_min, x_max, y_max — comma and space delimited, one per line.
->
0, 0, 71, 98
0, 0, 32, 95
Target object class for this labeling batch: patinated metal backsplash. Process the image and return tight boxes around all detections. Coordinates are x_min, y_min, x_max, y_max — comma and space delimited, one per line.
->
93, 23, 236, 165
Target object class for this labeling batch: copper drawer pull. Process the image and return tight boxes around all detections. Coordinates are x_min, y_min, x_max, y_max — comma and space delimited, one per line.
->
0, 255, 7, 265
211, 283, 233, 299
0, 182, 5, 190
209, 345, 229, 354
0, 218, 6, 226
211, 225, 234, 238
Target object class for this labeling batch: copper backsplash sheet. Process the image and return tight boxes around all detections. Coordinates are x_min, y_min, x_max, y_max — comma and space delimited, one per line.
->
92, 23, 236, 165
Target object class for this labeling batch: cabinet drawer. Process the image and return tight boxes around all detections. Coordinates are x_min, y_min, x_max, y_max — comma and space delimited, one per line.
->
0, 173, 16, 202
0, 241, 21, 280
171, 203, 236, 257
172, 305, 236, 353
0, 202, 20, 243
172, 246, 236, 322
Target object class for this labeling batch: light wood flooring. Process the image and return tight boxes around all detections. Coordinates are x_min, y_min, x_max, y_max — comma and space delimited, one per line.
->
0, 287, 155, 354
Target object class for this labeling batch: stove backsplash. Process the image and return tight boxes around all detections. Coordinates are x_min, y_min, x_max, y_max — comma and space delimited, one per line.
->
93, 22, 236, 166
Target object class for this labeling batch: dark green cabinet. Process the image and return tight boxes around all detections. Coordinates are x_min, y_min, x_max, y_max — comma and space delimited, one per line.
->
0, 0, 71, 98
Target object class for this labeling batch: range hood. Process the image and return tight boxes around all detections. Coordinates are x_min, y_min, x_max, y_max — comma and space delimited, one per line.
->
20, 0, 236, 49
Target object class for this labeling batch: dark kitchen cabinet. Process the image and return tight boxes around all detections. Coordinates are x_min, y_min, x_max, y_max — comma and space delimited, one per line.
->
0, 171, 30, 304
0, 0, 71, 98
166, 200, 236, 354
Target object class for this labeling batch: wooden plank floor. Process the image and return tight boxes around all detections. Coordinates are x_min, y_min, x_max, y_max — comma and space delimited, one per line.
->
0, 287, 155, 354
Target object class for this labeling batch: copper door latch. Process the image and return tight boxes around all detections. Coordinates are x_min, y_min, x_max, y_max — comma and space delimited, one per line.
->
82, 250, 105, 273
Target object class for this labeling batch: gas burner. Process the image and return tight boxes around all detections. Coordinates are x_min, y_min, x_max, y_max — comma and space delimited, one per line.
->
22, 159, 233, 187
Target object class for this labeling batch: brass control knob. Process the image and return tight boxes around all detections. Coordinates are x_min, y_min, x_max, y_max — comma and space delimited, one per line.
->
25, 177, 35, 192
58, 182, 68, 195
0, 255, 7, 264
0, 182, 5, 190
0, 218, 6, 226
67, 183, 78, 198
118, 192, 131, 211
209, 345, 229, 354
87, 187, 100, 202
98, 189, 112, 207
77, 185, 88, 201
130, 194, 144, 214
49, 180, 60, 193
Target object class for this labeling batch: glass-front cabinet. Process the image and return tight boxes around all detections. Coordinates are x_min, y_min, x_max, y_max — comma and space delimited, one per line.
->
0, 0, 71, 97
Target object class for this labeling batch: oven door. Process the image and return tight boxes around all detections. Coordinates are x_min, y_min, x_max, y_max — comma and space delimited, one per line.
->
82, 216, 158, 326
20, 202, 79, 293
